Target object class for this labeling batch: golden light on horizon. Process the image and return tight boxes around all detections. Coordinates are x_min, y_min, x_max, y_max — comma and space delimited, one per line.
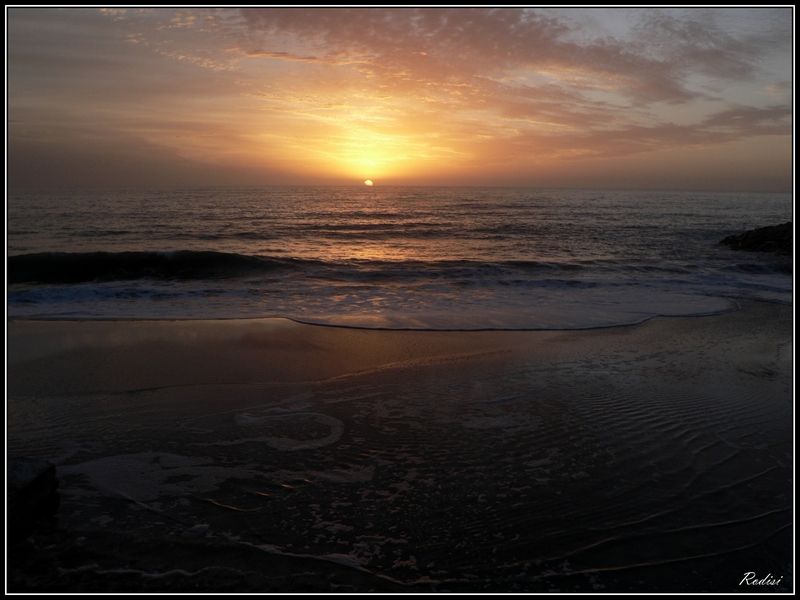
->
327, 128, 433, 180
364, 179, 374, 186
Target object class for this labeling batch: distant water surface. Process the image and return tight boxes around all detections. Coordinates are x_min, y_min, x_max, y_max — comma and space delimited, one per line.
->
7, 187, 792, 328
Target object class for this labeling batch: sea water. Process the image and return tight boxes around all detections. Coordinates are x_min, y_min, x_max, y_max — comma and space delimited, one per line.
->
7, 186, 792, 328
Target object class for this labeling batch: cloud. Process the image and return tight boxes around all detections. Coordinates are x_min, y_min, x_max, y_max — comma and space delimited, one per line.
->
632, 11, 759, 79
7, 7, 793, 190
472, 103, 791, 163
7, 132, 306, 188
235, 8, 776, 104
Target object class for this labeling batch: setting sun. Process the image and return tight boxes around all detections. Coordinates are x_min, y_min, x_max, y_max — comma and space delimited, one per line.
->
364, 179, 374, 186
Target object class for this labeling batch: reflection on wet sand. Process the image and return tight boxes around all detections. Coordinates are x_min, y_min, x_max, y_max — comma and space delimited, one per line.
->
7, 301, 793, 592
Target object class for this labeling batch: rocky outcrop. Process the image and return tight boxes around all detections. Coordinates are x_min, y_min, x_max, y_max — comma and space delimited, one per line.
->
720, 222, 792, 255
8, 458, 60, 542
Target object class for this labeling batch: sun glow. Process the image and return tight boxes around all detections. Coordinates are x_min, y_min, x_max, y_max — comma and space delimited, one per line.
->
364, 179, 374, 186
329, 128, 425, 180
265, 102, 466, 182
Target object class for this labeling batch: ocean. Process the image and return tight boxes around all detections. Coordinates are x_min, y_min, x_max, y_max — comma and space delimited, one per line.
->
7, 187, 792, 328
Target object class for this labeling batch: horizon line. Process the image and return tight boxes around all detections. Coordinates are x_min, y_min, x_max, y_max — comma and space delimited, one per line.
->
6, 183, 793, 195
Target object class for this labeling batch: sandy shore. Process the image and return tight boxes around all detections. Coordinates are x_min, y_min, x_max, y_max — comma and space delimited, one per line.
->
7, 301, 793, 592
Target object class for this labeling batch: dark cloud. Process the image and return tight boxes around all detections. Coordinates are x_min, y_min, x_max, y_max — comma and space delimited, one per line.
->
7, 132, 305, 188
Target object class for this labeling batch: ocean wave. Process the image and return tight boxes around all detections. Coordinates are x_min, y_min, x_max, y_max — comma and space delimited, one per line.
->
7, 251, 301, 284
719, 262, 792, 274
11, 249, 776, 285
6, 253, 565, 284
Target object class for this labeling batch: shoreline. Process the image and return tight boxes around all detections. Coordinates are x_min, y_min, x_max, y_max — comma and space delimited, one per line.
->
7, 300, 794, 592
6, 293, 766, 331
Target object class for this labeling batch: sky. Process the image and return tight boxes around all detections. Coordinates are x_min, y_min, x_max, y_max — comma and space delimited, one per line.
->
7, 7, 794, 191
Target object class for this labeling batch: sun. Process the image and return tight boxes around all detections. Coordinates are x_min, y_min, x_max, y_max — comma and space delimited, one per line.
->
364, 179, 374, 186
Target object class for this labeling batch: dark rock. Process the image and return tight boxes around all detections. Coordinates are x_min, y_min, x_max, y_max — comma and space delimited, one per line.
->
720, 222, 792, 255
8, 458, 60, 542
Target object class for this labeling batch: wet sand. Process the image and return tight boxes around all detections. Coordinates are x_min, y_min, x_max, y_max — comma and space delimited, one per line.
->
7, 301, 793, 592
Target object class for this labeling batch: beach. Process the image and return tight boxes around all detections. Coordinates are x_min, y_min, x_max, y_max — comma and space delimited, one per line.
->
7, 300, 793, 592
